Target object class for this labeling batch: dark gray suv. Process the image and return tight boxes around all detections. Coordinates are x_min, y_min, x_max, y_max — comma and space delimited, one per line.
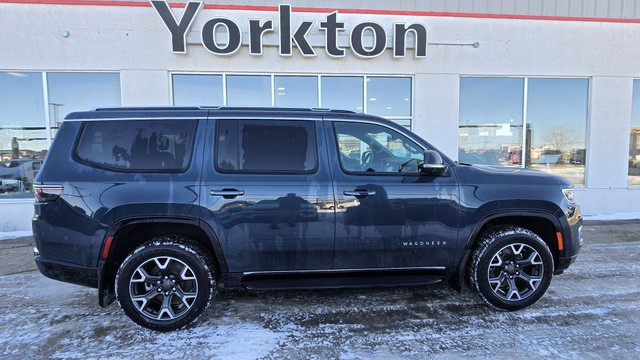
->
33, 107, 582, 331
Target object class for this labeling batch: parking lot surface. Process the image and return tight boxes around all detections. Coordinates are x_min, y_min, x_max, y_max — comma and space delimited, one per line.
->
0, 221, 639, 359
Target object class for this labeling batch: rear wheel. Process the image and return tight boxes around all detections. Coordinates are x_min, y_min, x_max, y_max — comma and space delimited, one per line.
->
115, 236, 215, 331
468, 225, 554, 310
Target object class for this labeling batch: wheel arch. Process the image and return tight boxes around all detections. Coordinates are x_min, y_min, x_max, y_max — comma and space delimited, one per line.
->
448, 211, 561, 292
97, 216, 227, 307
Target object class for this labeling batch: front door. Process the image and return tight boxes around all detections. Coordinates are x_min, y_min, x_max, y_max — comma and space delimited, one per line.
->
326, 120, 460, 269
201, 117, 334, 272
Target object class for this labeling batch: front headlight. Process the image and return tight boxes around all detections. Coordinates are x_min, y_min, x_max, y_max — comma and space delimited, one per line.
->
562, 188, 575, 203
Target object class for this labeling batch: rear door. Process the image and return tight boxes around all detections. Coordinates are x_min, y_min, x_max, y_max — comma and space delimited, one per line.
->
200, 116, 335, 273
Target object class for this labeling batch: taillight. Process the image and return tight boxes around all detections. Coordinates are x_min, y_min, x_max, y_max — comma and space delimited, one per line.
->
34, 184, 63, 202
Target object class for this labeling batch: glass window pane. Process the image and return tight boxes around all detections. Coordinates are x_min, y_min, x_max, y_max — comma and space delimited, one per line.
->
275, 76, 318, 108
321, 76, 363, 112
216, 120, 317, 173
526, 78, 588, 185
366, 77, 411, 117
0, 72, 47, 197
173, 74, 223, 106
76, 120, 197, 171
458, 77, 524, 167
334, 122, 422, 174
630, 80, 640, 185
47, 72, 121, 137
226, 75, 271, 106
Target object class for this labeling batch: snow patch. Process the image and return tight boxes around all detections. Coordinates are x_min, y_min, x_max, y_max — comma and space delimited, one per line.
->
584, 212, 640, 221
0, 230, 32, 241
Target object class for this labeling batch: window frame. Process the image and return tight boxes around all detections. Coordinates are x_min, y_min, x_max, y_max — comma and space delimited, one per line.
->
73, 119, 198, 173
331, 120, 426, 177
213, 118, 320, 175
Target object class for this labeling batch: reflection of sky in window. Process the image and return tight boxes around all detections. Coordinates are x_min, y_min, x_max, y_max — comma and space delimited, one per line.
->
227, 75, 271, 106
459, 77, 523, 126
632, 80, 640, 128
173, 74, 223, 106
0, 72, 47, 154
366, 77, 411, 117
274, 76, 318, 108
321, 77, 363, 112
527, 78, 588, 149
0, 72, 45, 127
47, 72, 121, 125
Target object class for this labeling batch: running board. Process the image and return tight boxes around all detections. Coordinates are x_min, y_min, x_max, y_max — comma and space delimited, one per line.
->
240, 267, 446, 291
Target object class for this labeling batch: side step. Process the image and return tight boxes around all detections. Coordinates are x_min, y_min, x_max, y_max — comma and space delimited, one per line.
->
240, 268, 446, 291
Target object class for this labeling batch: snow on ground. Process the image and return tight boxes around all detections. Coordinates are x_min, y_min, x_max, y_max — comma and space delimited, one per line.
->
0, 230, 32, 241
1, 236, 639, 359
583, 213, 640, 221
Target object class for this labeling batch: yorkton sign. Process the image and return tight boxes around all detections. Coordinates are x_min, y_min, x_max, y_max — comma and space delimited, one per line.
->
151, 1, 428, 58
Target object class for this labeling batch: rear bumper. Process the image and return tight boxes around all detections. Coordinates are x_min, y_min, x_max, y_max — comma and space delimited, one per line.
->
34, 255, 98, 288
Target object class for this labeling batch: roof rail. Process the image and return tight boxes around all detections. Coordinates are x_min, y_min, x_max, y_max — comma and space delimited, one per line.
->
210, 106, 357, 113
93, 106, 202, 111
92, 106, 356, 113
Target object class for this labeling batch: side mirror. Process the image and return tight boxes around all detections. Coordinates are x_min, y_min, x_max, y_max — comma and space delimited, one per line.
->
419, 150, 447, 176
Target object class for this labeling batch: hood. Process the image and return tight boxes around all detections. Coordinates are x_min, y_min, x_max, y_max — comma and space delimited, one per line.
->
454, 163, 573, 187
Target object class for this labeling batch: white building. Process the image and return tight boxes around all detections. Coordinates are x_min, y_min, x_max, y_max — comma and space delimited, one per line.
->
1, 0, 640, 230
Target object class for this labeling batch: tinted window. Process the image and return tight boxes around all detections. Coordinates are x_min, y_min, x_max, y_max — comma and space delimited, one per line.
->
172, 74, 223, 106
76, 120, 197, 171
216, 120, 317, 173
334, 122, 423, 174
274, 76, 318, 108
226, 75, 271, 106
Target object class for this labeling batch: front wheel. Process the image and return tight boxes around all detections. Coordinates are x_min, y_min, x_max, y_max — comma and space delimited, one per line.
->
468, 225, 554, 311
115, 236, 215, 331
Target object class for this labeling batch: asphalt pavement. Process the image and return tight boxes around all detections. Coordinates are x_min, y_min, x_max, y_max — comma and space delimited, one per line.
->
0, 220, 639, 359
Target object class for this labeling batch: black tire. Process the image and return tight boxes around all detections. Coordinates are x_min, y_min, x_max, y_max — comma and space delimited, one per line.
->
115, 236, 216, 331
468, 225, 554, 311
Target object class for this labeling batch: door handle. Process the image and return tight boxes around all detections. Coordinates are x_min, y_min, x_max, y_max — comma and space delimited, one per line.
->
343, 189, 376, 198
210, 189, 245, 199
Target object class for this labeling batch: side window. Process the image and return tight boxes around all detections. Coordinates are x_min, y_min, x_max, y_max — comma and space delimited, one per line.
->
216, 119, 317, 173
75, 120, 197, 171
334, 122, 423, 174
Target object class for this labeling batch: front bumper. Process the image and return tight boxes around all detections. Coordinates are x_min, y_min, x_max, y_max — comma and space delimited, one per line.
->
34, 255, 98, 288
555, 205, 583, 274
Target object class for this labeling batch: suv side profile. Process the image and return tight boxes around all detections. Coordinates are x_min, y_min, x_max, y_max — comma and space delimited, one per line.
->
33, 107, 582, 331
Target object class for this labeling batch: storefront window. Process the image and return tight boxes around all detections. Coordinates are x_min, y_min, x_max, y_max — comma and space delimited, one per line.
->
47, 72, 121, 138
274, 76, 318, 108
0, 71, 121, 198
171, 73, 412, 127
0, 72, 47, 198
173, 74, 223, 106
226, 75, 271, 106
366, 77, 412, 128
526, 78, 588, 185
321, 76, 363, 113
459, 78, 524, 167
458, 77, 588, 185
630, 80, 640, 185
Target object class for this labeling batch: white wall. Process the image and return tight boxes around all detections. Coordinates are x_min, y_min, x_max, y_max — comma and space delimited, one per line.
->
0, 201, 33, 231
1, 3, 640, 231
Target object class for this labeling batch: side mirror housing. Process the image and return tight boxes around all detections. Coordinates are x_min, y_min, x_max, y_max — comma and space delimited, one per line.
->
419, 150, 447, 176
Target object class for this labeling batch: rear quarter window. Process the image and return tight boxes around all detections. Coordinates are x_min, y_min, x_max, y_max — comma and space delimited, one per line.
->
75, 120, 197, 172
